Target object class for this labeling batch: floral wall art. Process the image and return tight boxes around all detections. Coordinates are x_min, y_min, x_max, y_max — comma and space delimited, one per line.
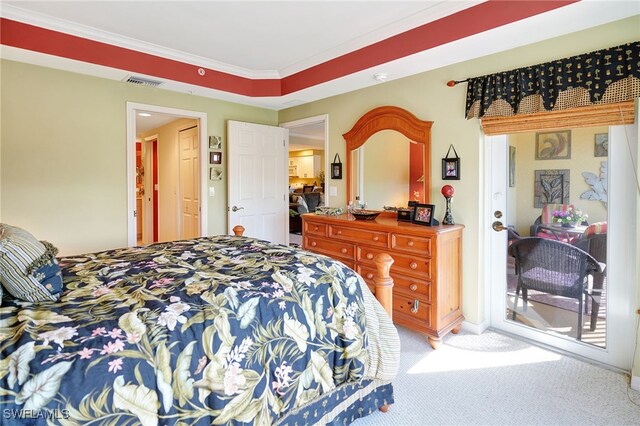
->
534, 169, 570, 208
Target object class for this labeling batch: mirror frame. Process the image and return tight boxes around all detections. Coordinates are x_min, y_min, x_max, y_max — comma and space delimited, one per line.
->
343, 106, 433, 205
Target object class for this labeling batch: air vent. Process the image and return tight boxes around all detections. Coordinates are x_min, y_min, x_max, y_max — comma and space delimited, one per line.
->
122, 75, 163, 87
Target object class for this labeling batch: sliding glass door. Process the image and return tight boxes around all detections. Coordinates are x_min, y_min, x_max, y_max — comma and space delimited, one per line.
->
486, 124, 637, 370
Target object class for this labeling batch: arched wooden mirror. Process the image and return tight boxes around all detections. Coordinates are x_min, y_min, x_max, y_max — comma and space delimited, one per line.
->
343, 106, 433, 209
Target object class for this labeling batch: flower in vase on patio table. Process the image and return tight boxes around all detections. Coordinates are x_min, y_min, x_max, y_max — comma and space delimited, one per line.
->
552, 208, 587, 225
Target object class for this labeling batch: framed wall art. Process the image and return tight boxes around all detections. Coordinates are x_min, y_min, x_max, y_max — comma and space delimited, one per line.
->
534, 169, 570, 208
331, 153, 342, 179
209, 136, 222, 150
594, 133, 608, 157
210, 167, 223, 181
210, 151, 222, 164
442, 144, 460, 180
535, 130, 571, 160
509, 146, 516, 187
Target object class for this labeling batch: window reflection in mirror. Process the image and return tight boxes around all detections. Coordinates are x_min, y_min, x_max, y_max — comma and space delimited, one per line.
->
350, 130, 424, 210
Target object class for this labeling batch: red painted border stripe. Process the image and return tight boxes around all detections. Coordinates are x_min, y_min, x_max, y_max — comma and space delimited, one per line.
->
282, 0, 578, 93
0, 18, 281, 96
0, 0, 577, 98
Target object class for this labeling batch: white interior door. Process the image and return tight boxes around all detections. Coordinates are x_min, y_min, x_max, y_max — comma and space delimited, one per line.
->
486, 126, 637, 370
179, 126, 199, 239
227, 120, 288, 244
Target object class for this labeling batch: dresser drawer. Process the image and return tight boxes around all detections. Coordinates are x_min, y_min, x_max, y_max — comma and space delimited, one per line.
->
329, 225, 388, 248
393, 292, 432, 326
391, 234, 432, 256
392, 273, 432, 302
358, 264, 431, 301
356, 264, 378, 284
357, 247, 431, 279
304, 236, 354, 260
304, 221, 327, 236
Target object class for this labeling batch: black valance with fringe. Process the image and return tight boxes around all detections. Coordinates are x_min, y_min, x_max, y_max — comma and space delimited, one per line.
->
465, 41, 640, 119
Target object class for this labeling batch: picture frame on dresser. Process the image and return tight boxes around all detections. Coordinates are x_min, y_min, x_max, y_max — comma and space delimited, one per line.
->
412, 204, 435, 226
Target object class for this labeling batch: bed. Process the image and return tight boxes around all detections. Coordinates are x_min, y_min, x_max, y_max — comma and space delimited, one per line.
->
0, 225, 400, 425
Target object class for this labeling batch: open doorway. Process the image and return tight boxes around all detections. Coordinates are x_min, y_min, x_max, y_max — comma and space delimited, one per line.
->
280, 115, 329, 247
126, 103, 208, 247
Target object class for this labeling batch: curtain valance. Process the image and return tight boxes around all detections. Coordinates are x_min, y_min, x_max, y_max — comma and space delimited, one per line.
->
465, 41, 640, 119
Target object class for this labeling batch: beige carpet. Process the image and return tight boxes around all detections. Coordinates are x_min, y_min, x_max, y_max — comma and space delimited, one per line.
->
354, 326, 640, 425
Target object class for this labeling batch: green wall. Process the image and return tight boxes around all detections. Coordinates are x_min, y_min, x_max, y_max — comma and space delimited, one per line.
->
1, 15, 638, 377
278, 16, 640, 328
0, 60, 277, 255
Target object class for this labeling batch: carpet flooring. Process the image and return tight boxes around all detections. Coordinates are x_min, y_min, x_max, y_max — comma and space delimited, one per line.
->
353, 326, 640, 425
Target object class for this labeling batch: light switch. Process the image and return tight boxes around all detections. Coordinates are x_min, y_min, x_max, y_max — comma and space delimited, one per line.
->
329, 186, 337, 197
209, 186, 215, 197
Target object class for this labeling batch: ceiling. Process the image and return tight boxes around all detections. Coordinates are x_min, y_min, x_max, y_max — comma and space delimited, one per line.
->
1, 1, 638, 110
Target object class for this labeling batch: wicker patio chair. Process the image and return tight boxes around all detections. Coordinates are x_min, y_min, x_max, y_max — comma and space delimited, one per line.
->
508, 237, 602, 340
573, 232, 607, 331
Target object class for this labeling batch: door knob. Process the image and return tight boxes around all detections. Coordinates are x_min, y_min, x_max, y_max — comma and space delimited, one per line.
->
492, 221, 508, 232
231, 206, 244, 212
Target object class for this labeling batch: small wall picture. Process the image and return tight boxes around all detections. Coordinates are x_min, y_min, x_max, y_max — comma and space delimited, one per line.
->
535, 130, 571, 160
210, 151, 222, 164
209, 136, 222, 150
412, 203, 436, 226
509, 146, 516, 187
594, 133, 608, 157
210, 167, 223, 181
442, 158, 460, 180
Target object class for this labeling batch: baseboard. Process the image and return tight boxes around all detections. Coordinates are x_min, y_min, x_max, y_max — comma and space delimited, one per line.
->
461, 319, 490, 335
631, 374, 640, 391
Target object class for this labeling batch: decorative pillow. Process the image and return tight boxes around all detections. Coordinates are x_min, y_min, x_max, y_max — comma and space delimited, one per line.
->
0, 224, 62, 302
297, 195, 309, 213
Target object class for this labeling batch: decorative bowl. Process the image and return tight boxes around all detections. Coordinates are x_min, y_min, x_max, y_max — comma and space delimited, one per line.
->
351, 209, 381, 220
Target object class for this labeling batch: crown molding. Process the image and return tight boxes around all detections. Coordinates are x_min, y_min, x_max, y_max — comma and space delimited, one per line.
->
0, 3, 281, 79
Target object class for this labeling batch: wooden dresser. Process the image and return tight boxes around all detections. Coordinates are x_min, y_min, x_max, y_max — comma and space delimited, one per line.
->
302, 213, 464, 349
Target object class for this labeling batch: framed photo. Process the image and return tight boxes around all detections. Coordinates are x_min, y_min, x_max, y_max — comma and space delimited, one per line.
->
594, 133, 608, 157
209, 167, 223, 181
535, 130, 571, 160
412, 203, 435, 226
509, 146, 516, 187
209, 136, 222, 150
442, 158, 460, 180
331, 154, 342, 179
210, 151, 222, 164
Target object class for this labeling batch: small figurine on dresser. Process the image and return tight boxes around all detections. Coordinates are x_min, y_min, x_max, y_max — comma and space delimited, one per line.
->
441, 184, 455, 225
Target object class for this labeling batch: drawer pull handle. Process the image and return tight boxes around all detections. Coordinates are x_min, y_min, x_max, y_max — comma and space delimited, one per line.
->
373, 236, 379, 241
336, 230, 342, 235
407, 240, 414, 247
411, 300, 420, 314
314, 225, 319, 231
410, 262, 418, 269
410, 284, 418, 291
311, 241, 317, 247
366, 253, 374, 260
341, 248, 348, 254
366, 273, 373, 279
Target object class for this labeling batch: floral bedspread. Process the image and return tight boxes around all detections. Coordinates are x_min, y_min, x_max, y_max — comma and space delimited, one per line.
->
0, 236, 395, 425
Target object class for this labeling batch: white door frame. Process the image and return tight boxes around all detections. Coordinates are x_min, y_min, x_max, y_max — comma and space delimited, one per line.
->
126, 102, 208, 246
483, 123, 638, 370
142, 135, 158, 245
280, 114, 330, 195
